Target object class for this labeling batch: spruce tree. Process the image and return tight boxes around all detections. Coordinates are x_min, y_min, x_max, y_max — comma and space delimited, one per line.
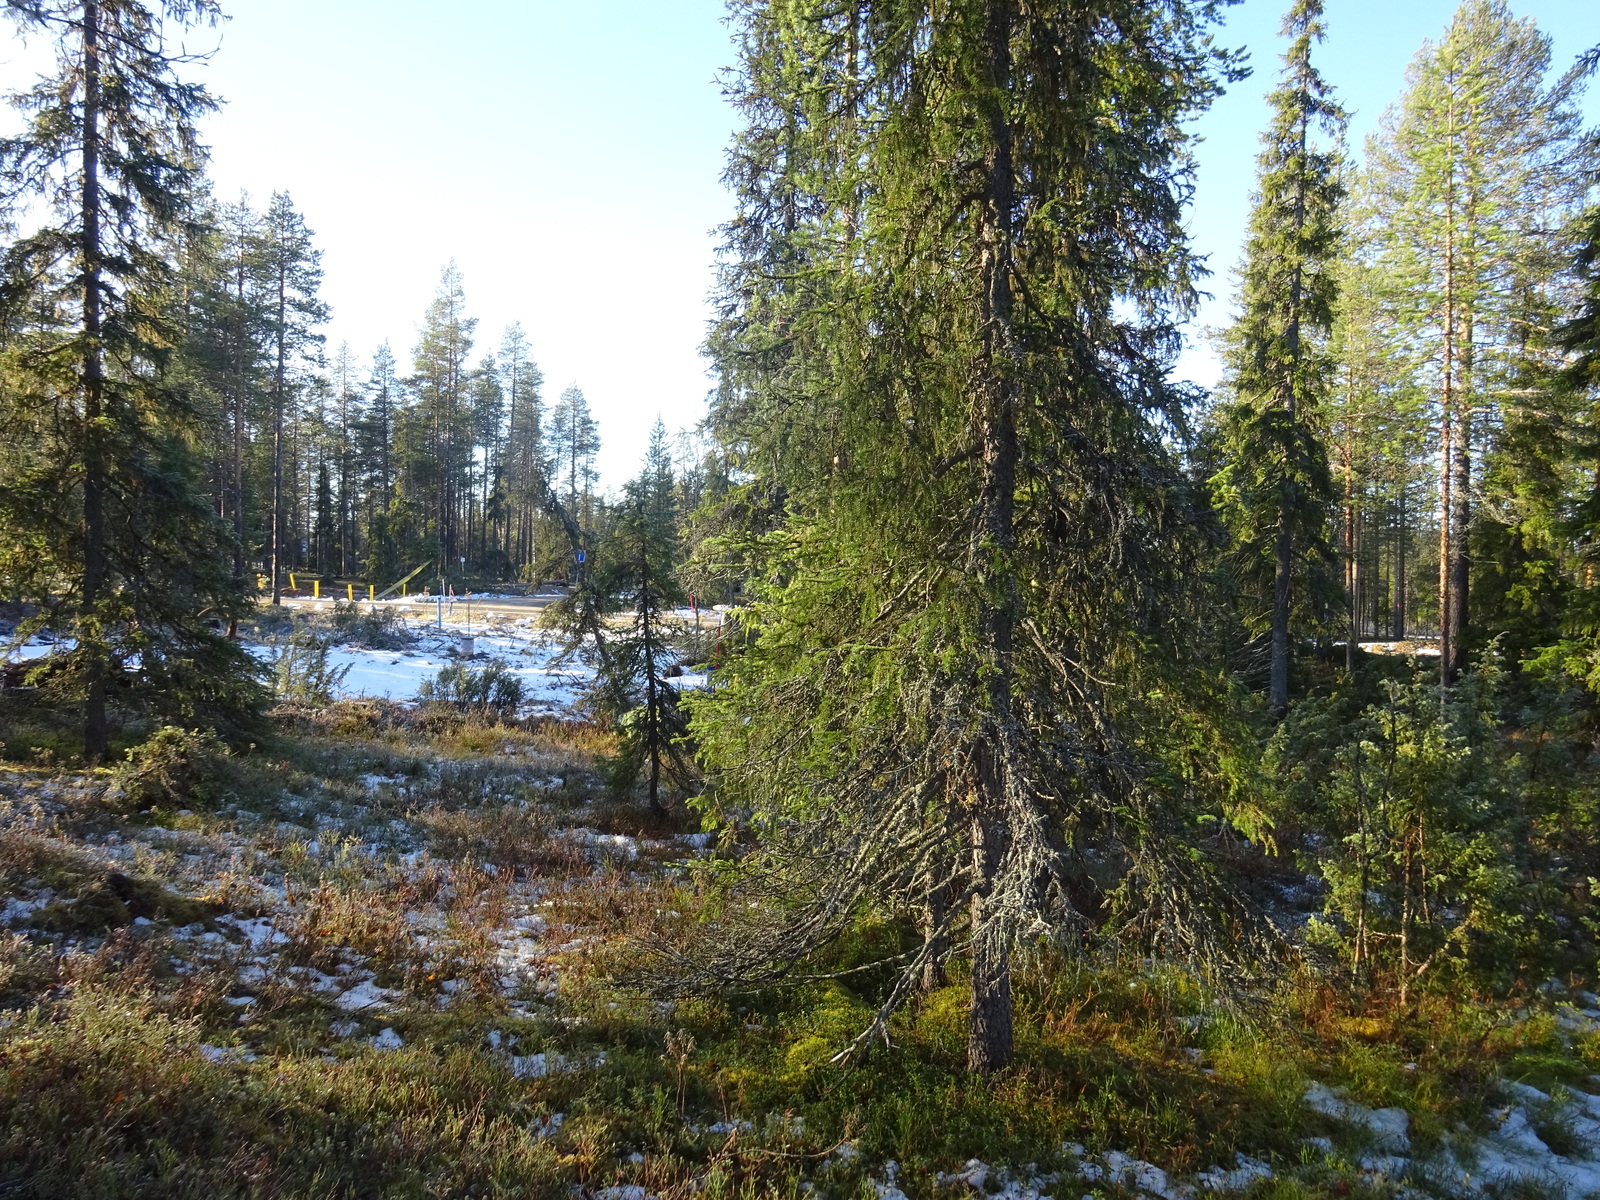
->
1556, 53, 1600, 652
692, 0, 1244, 1072
597, 418, 688, 814
1210, 0, 1344, 711
0, 0, 264, 755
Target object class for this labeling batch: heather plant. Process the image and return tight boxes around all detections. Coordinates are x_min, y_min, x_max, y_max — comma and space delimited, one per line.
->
103, 725, 237, 814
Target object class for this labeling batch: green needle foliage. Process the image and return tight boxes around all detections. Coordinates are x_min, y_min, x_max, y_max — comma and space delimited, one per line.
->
1366, 0, 1590, 684
687, 0, 1259, 1073
1209, 0, 1345, 712
0, 0, 265, 752
596, 419, 692, 815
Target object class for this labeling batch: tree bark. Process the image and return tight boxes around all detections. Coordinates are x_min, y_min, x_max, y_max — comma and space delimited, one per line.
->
270, 259, 287, 605
1448, 315, 1472, 681
229, 234, 247, 637
966, 0, 1018, 1076
1269, 81, 1311, 712
1438, 216, 1455, 686
968, 795, 1012, 1073
1392, 489, 1406, 639
640, 525, 665, 817
80, 0, 107, 762
1343, 421, 1356, 672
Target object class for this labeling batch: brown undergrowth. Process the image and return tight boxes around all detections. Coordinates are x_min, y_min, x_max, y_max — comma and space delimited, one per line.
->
0, 703, 1594, 1198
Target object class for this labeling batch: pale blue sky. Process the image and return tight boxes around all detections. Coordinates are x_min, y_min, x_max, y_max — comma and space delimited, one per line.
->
6, 2, 1598, 484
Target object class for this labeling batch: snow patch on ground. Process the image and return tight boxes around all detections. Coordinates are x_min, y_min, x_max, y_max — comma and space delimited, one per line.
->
241, 614, 594, 710
1303, 1078, 1600, 1196
509, 1050, 607, 1079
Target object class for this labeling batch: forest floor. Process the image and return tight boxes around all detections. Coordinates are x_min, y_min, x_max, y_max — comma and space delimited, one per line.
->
1, 616, 1599, 1197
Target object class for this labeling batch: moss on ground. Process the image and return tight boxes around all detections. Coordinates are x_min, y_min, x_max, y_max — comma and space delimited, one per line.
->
0, 703, 1590, 1199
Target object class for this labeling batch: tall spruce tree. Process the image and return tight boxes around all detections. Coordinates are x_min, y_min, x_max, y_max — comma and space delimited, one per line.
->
0, 0, 264, 755
1210, 0, 1344, 711
690, 0, 1244, 1072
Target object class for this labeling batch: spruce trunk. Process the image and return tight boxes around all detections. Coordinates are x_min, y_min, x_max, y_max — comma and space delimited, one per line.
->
967, 0, 1018, 1076
80, 0, 107, 762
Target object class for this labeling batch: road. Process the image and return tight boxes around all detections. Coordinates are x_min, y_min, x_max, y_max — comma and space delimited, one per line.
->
274, 592, 565, 623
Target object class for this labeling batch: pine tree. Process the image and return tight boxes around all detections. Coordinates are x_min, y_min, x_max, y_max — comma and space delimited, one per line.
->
258, 191, 326, 602
549, 383, 597, 511
1368, 0, 1589, 683
0, 0, 265, 755
181, 191, 267, 613
1326, 225, 1430, 654
331, 341, 360, 575
1210, 0, 1345, 711
407, 263, 475, 580
498, 323, 545, 575
468, 353, 501, 572
547, 383, 598, 570
353, 341, 399, 582
691, 0, 1244, 1072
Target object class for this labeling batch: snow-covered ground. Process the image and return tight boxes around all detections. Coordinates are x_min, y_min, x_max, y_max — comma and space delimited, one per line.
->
3, 613, 601, 712
249, 616, 596, 711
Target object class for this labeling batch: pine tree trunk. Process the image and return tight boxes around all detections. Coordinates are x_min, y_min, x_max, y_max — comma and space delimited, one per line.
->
229, 240, 248, 632
1438, 219, 1455, 685
967, 0, 1018, 1076
1393, 489, 1407, 639
1448, 319, 1472, 681
270, 265, 287, 605
80, 0, 108, 762
1344, 445, 1356, 671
